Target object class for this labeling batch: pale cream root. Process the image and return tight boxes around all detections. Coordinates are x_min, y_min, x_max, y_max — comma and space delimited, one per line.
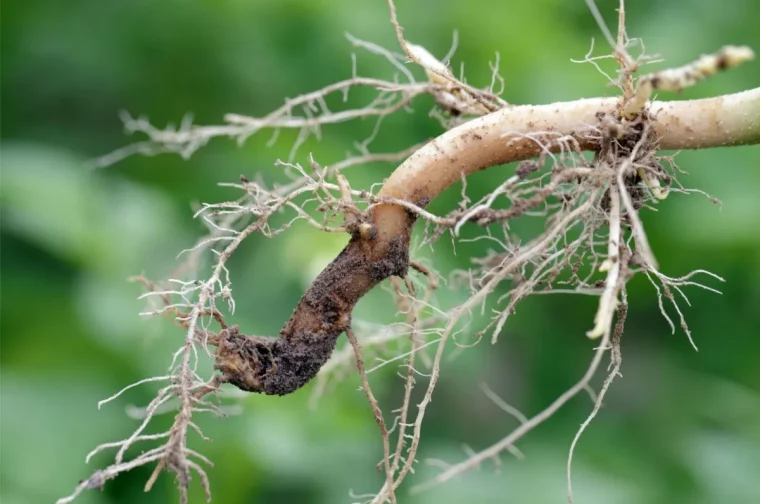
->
626, 45, 755, 115
373, 88, 759, 240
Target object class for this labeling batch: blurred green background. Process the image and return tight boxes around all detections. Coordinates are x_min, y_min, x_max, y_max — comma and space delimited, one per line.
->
2, 1, 759, 503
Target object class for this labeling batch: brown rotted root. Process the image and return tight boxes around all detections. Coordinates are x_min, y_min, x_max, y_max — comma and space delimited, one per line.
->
213, 210, 413, 396
214, 325, 343, 396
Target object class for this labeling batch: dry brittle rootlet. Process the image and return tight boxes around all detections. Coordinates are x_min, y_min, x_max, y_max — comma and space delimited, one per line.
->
59, 1, 758, 503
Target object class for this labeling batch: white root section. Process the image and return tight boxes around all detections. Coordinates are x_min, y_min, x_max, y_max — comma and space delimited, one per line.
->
626, 45, 755, 116
648, 87, 760, 149
586, 184, 621, 339
380, 88, 760, 203
407, 43, 492, 116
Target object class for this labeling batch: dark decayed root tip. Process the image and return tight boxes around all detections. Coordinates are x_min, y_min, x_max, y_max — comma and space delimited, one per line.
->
214, 326, 343, 396
213, 219, 413, 396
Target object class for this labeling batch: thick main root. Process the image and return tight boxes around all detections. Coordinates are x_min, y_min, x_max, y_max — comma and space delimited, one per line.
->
212, 86, 759, 395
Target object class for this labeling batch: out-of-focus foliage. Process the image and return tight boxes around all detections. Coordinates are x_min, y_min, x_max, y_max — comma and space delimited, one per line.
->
1, 1, 759, 503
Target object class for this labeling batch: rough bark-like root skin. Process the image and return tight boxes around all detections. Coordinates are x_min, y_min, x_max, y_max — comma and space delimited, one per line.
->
215, 215, 412, 396
215, 327, 342, 396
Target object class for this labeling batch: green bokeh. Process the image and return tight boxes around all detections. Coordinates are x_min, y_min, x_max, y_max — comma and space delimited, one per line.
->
2, 1, 759, 503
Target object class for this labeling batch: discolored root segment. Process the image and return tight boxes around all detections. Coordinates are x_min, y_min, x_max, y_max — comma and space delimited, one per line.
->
215, 212, 413, 395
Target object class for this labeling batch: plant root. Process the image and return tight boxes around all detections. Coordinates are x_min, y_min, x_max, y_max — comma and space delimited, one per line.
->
214, 213, 413, 395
